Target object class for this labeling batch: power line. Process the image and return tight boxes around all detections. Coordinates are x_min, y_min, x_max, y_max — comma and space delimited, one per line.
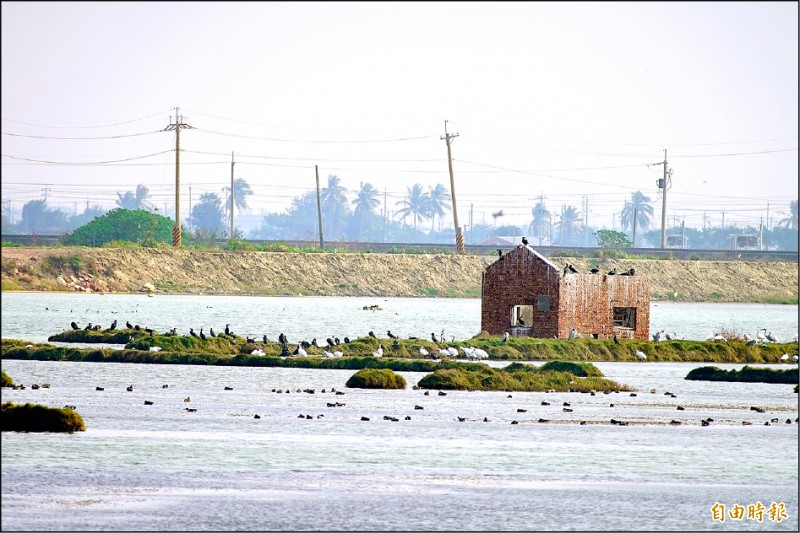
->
0, 108, 174, 129
1, 130, 163, 140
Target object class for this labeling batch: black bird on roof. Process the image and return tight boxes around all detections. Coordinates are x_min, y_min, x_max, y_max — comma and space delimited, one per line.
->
210, 328, 217, 337
71, 321, 80, 330
619, 267, 635, 276
190, 328, 199, 338
107, 319, 117, 331
497, 249, 503, 258
590, 267, 600, 274
225, 324, 231, 336
607, 268, 617, 276
568, 264, 578, 273
199, 328, 206, 341
521, 236, 529, 245
126, 320, 133, 329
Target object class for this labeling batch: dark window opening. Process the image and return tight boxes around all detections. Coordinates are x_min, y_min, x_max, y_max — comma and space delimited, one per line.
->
613, 307, 637, 329
537, 295, 551, 311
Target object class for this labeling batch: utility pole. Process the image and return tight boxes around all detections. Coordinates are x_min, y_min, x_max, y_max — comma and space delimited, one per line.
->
230, 152, 235, 241
315, 165, 324, 250
164, 107, 192, 246
655, 149, 671, 249
766, 201, 770, 231
680, 219, 685, 249
441, 120, 465, 254
632, 207, 638, 248
721, 210, 725, 229
41, 185, 51, 202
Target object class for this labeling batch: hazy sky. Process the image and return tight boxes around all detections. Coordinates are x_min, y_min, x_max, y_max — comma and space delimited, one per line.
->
2, 1, 797, 234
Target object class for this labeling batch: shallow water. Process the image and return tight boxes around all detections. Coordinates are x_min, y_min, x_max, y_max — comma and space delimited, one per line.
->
1, 359, 798, 531
1, 294, 798, 530
1, 292, 797, 344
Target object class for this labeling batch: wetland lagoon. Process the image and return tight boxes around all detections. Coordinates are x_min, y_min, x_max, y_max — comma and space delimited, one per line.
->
1, 293, 798, 531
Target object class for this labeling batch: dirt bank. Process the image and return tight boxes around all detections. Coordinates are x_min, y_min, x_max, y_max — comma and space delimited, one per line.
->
1, 246, 797, 303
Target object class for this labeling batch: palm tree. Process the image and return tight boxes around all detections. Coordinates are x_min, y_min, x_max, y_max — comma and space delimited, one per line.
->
620, 191, 654, 236
351, 182, 381, 240
116, 184, 152, 211
425, 184, 451, 232
320, 174, 350, 239
557, 205, 583, 246
222, 178, 253, 215
528, 201, 551, 244
778, 200, 798, 230
395, 183, 428, 229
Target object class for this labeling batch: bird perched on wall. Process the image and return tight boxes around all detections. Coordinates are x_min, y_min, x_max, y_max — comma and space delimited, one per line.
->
497, 249, 503, 258
590, 267, 600, 274
521, 236, 529, 245
620, 268, 636, 276
517, 317, 526, 326
607, 269, 617, 275
568, 264, 578, 273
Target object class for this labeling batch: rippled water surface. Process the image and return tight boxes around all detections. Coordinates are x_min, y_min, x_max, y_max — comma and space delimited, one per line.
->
1, 293, 798, 530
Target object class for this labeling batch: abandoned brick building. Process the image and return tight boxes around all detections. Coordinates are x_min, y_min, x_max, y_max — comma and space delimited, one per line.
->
481, 244, 650, 340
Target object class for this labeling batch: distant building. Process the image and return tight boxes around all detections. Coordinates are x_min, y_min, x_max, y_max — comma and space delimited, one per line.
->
481, 244, 650, 340
729, 234, 760, 251
666, 235, 688, 249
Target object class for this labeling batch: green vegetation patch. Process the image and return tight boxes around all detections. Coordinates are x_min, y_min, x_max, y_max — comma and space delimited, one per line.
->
417, 361, 631, 392
537, 360, 604, 377
1, 402, 86, 433
685, 365, 799, 384
345, 368, 407, 389
1, 370, 13, 387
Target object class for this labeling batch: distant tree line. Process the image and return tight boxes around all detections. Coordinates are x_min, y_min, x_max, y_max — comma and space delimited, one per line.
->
2, 178, 797, 252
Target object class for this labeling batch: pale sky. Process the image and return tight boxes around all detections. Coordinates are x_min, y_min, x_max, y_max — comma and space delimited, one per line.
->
2, 1, 797, 235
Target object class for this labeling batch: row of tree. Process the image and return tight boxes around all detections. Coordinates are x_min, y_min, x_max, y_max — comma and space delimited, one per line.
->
2, 177, 798, 251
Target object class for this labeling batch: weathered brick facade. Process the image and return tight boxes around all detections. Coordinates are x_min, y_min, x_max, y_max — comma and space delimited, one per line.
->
480, 245, 650, 340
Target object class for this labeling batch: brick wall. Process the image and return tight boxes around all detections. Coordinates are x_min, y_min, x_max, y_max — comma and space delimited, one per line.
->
481, 246, 560, 337
481, 246, 650, 340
